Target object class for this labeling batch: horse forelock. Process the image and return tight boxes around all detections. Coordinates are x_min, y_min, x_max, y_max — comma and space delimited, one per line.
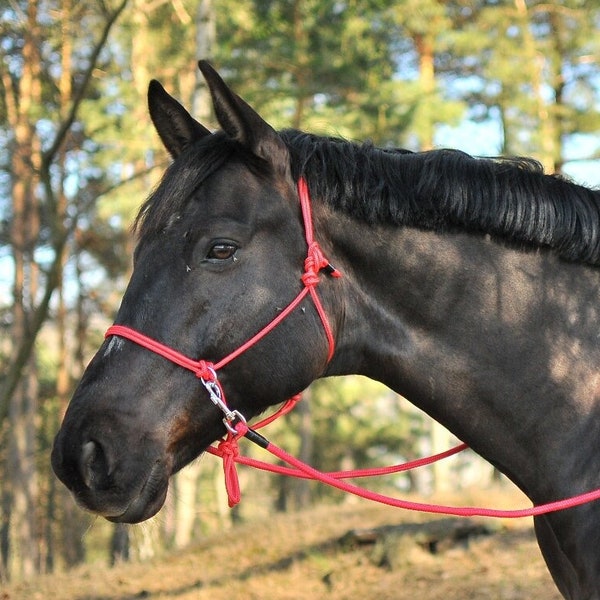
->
134, 133, 269, 240
281, 129, 600, 266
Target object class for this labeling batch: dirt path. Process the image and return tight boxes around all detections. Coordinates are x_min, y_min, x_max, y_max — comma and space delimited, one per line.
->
3, 491, 562, 600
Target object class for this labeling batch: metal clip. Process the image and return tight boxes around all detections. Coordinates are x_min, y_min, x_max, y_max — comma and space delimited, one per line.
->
223, 409, 247, 435
200, 372, 247, 436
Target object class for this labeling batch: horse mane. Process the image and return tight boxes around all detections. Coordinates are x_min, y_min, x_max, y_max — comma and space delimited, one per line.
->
137, 127, 600, 266
282, 130, 600, 266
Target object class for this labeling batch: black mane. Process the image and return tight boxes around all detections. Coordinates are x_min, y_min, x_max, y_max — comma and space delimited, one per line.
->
282, 130, 600, 266
138, 128, 600, 266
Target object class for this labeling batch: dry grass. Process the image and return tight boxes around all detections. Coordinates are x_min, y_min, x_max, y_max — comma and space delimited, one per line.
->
3, 487, 562, 600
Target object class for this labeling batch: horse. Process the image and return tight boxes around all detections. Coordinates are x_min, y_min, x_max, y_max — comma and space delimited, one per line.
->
51, 61, 600, 600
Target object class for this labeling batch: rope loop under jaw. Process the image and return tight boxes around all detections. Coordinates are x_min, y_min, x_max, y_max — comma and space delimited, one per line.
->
216, 424, 245, 507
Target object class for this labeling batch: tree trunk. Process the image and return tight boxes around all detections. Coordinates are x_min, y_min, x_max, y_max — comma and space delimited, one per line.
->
414, 32, 436, 151
110, 524, 130, 566
173, 462, 202, 548
3, 0, 43, 579
291, 392, 313, 508
430, 421, 454, 493
194, 0, 216, 123
547, 7, 566, 174
514, 0, 556, 173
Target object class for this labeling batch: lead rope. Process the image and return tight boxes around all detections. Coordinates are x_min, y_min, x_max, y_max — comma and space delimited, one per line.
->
209, 413, 600, 517
207, 411, 469, 508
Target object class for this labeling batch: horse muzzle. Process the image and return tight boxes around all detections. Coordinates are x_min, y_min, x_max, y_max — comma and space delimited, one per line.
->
51, 419, 171, 524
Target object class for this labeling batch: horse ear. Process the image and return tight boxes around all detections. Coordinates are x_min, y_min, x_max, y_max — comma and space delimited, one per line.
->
148, 79, 211, 158
198, 60, 290, 175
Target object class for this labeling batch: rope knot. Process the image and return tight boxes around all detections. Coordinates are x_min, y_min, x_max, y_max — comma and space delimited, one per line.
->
193, 360, 216, 380
217, 435, 242, 507
302, 242, 329, 287
218, 436, 240, 459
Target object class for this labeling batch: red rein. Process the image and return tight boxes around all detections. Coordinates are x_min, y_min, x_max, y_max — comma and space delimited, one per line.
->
105, 177, 600, 517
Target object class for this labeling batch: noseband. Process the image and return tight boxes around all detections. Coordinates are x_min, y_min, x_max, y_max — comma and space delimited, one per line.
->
105, 177, 341, 434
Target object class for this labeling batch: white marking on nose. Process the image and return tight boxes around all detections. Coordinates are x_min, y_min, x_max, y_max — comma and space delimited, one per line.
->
103, 336, 125, 357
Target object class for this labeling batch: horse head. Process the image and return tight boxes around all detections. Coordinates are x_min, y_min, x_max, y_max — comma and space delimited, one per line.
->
51, 62, 340, 523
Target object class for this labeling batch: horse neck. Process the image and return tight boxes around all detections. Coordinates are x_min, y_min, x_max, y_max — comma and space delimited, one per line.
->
321, 208, 600, 502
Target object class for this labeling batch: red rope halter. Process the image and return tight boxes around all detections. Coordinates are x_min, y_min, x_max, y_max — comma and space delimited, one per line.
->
105, 177, 600, 517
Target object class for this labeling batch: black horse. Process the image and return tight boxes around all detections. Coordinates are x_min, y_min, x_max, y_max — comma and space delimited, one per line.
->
52, 62, 600, 599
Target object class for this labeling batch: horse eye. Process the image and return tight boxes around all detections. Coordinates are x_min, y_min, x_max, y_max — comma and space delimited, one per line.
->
207, 243, 237, 261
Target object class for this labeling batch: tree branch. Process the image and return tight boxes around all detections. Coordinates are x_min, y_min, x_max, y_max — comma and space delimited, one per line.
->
41, 0, 129, 172
0, 235, 67, 424
0, 0, 130, 425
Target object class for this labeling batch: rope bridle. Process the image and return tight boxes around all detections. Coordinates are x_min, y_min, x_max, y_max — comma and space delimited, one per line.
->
105, 177, 600, 517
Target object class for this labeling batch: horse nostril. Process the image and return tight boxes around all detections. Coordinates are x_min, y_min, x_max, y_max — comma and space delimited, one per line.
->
80, 440, 110, 490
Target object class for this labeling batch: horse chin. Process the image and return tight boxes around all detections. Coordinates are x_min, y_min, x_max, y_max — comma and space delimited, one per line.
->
104, 461, 169, 524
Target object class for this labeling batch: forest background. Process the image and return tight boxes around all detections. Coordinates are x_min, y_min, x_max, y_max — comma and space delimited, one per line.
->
1, 0, 599, 584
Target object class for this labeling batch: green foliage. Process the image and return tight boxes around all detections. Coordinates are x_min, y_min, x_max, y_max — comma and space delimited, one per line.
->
443, 0, 600, 162
309, 377, 421, 469
213, 0, 406, 140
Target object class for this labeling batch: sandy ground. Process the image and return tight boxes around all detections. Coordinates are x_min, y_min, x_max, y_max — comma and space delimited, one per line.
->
2, 488, 563, 600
